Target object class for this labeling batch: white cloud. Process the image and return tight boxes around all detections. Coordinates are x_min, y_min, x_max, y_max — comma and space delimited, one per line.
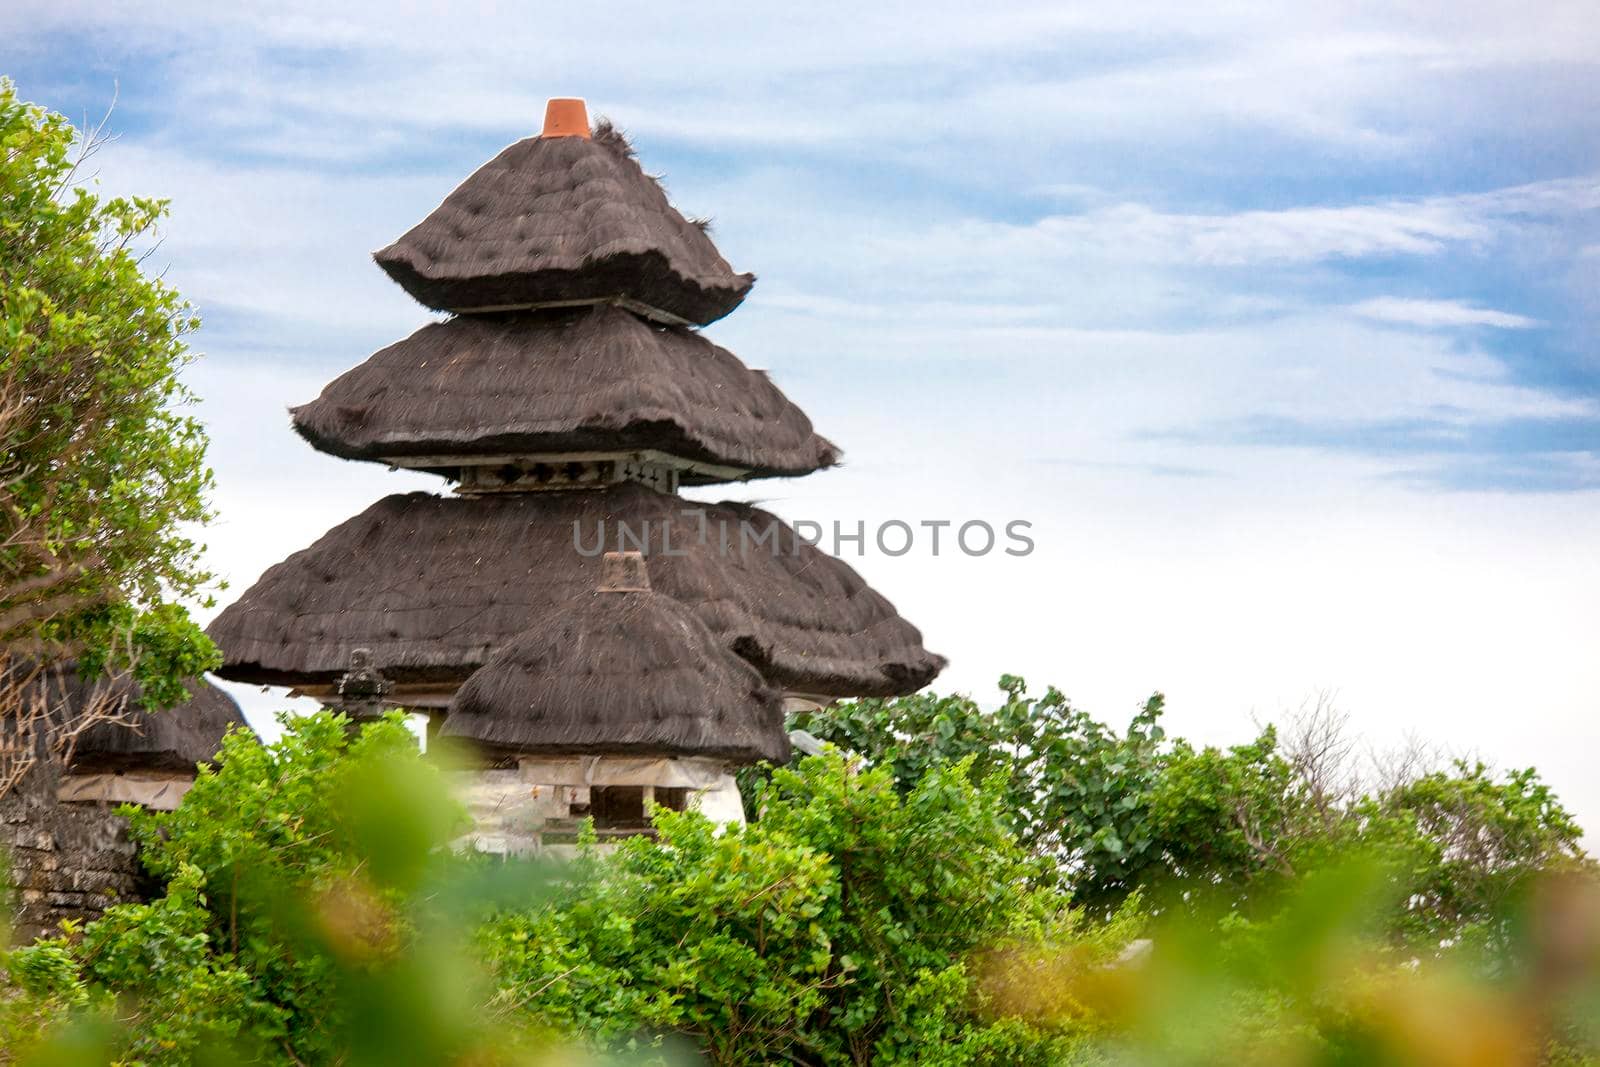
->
852, 177, 1599, 275
8, 0, 1599, 168
1350, 297, 1540, 329
82, 140, 452, 341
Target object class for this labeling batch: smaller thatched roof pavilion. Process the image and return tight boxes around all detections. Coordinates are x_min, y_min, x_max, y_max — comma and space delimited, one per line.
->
290, 304, 838, 483
69, 677, 247, 775
442, 552, 789, 765
11, 665, 249, 776
375, 101, 752, 325
0, 667, 247, 936
4, 663, 251, 811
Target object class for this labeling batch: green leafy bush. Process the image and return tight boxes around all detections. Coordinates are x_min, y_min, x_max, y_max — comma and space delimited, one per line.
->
483, 753, 1112, 1065
0, 716, 1125, 1064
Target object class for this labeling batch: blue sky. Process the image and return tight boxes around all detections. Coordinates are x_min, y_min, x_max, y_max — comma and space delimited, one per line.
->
4, 2, 1598, 822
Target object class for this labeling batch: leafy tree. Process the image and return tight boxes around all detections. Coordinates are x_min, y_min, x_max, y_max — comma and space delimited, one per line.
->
0, 79, 216, 695
1139, 727, 1308, 900
1144, 734, 1588, 952
794, 679, 1590, 952
1362, 760, 1587, 951
790, 676, 1166, 913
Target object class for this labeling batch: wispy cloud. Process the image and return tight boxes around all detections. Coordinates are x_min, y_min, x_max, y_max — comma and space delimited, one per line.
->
1350, 297, 1541, 329
1390, 452, 1600, 493
862, 177, 1599, 273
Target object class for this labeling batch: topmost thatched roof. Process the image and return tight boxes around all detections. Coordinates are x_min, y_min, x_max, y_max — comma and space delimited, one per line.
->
442, 553, 790, 764
374, 121, 753, 325
10, 664, 251, 774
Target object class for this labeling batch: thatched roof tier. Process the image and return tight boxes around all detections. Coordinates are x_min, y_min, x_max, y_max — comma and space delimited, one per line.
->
207, 486, 945, 698
10, 665, 251, 774
289, 306, 838, 482
74, 678, 247, 773
374, 122, 752, 325
443, 580, 790, 764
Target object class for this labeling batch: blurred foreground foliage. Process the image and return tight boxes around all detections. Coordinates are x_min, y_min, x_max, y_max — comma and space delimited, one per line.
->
1, 714, 561, 1065
0, 686, 1596, 1065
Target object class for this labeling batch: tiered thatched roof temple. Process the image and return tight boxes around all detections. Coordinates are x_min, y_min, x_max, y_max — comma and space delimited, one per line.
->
207, 98, 942, 845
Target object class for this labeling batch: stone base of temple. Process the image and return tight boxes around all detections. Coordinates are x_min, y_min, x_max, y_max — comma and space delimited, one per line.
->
454, 755, 745, 858
1, 764, 152, 943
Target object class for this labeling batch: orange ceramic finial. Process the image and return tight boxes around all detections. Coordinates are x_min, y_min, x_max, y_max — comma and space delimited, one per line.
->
542, 98, 591, 139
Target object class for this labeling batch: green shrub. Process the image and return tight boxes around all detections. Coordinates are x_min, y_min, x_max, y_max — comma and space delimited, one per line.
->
483, 753, 1110, 1065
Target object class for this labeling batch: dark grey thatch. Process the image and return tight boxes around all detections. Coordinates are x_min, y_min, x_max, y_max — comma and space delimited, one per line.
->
208, 484, 945, 698
73, 679, 247, 773
12, 665, 250, 774
443, 582, 790, 765
375, 122, 753, 325
289, 305, 838, 482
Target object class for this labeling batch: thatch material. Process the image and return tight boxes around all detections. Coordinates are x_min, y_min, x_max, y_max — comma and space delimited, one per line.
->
207, 485, 945, 698
15, 665, 250, 774
443, 586, 790, 764
289, 305, 838, 482
375, 122, 753, 325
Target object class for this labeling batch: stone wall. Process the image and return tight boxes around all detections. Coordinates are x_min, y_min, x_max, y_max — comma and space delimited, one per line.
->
1, 760, 149, 943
